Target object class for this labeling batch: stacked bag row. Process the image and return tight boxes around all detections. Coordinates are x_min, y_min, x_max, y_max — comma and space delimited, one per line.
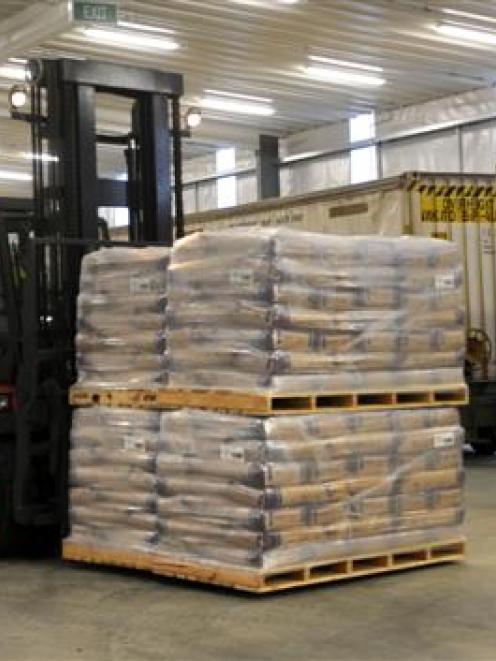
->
156, 407, 464, 569
69, 405, 464, 568
166, 229, 465, 392
70, 407, 160, 552
76, 247, 170, 388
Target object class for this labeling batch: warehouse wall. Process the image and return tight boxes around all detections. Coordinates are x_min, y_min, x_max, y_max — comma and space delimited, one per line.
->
182, 148, 257, 213
180, 85, 496, 216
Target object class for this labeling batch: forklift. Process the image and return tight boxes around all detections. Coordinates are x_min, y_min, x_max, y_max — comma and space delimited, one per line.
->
0, 58, 185, 553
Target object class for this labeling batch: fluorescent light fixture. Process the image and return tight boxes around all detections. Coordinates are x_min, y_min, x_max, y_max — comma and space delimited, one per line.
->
204, 89, 272, 103
304, 65, 385, 87
438, 8, 496, 25
282, 150, 321, 163
81, 27, 179, 51
434, 22, 496, 45
309, 55, 383, 73
8, 57, 28, 64
200, 95, 275, 116
0, 65, 26, 81
0, 170, 32, 182
117, 21, 175, 35
21, 152, 59, 163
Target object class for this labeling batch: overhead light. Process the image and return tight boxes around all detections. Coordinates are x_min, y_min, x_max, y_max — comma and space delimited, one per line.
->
0, 170, 32, 182
433, 22, 496, 45
21, 152, 59, 163
200, 95, 275, 116
204, 89, 272, 104
9, 85, 29, 110
308, 55, 383, 73
0, 65, 26, 81
81, 27, 179, 51
282, 150, 321, 163
185, 107, 202, 129
117, 21, 175, 35
8, 57, 28, 65
304, 65, 385, 87
438, 8, 496, 25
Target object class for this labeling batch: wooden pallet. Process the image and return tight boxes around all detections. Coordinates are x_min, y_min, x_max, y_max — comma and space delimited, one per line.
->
62, 542, 152, 572
69, 383, 468, 415
62, 539, 465, 594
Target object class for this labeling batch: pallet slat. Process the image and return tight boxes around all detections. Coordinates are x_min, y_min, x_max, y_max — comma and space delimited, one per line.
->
62, 539, 465, 594
69, 384, 468, 415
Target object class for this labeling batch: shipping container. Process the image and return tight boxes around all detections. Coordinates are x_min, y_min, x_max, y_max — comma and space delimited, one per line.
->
186, 171, 496, 379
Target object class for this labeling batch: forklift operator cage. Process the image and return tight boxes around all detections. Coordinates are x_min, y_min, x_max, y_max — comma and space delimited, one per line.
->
187, 171, 496, 377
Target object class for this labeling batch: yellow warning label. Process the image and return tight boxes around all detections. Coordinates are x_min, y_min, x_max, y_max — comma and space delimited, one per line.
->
417, 181, 496, 222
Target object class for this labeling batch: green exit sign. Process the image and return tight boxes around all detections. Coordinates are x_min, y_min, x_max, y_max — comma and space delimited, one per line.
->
73, 1, 118, 24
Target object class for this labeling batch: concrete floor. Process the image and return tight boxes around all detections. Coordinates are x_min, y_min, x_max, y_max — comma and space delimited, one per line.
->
0, 457, 495, 661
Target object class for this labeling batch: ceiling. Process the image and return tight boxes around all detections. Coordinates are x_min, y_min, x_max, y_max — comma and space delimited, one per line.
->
2, 0, 496, 184
0, 0, 32, 22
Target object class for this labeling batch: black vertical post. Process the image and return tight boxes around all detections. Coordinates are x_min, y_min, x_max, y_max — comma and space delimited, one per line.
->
63, 84, 99, 239
257, 134, 280, 200
171, 96, 184, 240
135, 93, 173, 245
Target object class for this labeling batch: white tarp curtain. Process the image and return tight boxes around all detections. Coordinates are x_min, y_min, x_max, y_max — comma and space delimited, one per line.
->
376, 86, 496, 141
380, 130, 460, 177
196, 180, 217, 212
461, 122, 496, 173
237, 174, 257, 206
282, 120, 349, 158
280, 154, 350, 197
183, 186, 197, 215
183, 153, 217, 183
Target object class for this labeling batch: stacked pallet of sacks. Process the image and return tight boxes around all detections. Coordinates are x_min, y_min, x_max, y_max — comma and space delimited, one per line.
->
155, 228, 466, 571
76, 247, 169, 388
69, 407, 160, 553
156, 408, 464, 569
68, 246, 169, 555
166, 229, 464, 391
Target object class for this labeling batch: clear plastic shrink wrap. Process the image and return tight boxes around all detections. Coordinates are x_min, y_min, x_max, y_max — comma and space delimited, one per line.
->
68, 407, 160, 552
156, 407, 464, 569
167, 229, 465, 392
76, 247, 170, 388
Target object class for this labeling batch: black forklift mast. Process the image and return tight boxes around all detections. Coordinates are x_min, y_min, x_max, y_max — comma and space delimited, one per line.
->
2, 59, 185, 543
31, 58, 184, 242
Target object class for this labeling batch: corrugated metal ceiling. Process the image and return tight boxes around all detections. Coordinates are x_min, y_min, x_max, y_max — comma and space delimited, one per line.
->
39, 0, 496, 132
2, 0, 496, 171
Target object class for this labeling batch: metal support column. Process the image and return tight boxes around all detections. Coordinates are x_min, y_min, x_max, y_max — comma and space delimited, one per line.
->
257, 134, 280, 200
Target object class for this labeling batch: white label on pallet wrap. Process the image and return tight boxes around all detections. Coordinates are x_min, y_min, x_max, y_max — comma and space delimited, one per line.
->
230, 270, 254, 287
123, 434, 146, 452
220, 444, 245, 462
435, 273, 456, 290
130, 277, 152, 294
434, 431, 456, 449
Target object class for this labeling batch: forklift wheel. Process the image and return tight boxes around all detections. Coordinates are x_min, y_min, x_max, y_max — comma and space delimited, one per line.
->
0, 444, 16, 554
